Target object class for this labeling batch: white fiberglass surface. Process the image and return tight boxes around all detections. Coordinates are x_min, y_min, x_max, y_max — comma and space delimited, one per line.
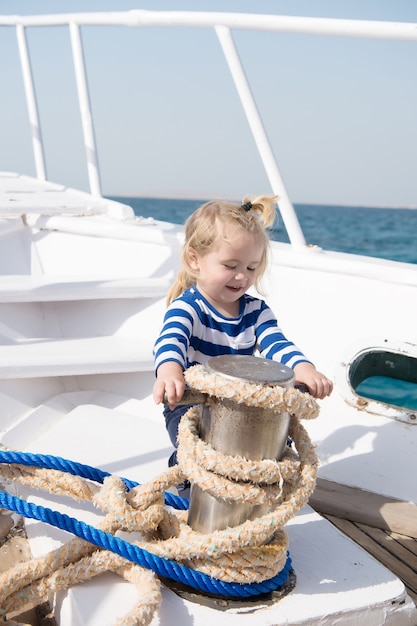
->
33, 229, 180, 278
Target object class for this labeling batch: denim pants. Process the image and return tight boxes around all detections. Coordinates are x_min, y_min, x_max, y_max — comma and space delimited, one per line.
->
163, 404, 194, 467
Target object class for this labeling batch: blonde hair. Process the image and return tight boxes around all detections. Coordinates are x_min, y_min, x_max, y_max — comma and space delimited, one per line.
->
167, 194, 278, 304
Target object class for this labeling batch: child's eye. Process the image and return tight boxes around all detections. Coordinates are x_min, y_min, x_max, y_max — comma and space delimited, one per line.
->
247, 267, 256, 272
224, 264, 236, 269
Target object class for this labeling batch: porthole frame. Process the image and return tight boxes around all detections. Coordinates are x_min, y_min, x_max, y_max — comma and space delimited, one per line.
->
336, 339, 417, 425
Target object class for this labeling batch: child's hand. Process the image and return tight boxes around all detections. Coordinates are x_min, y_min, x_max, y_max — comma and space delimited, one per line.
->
293, 362, 333, 400
153, 361, 186, 406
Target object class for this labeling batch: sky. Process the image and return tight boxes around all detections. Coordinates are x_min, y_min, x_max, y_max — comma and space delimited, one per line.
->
0, 0, 416, 207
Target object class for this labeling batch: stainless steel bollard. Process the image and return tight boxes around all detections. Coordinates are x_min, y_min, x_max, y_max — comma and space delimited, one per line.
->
187, 355, 294, 534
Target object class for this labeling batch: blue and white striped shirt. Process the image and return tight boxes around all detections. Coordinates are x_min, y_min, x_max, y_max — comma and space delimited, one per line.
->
154, 286, 311, 372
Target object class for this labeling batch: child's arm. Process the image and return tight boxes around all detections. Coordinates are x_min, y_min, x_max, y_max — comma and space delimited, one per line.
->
153, 361, 186, 405
293, 362, 333, 399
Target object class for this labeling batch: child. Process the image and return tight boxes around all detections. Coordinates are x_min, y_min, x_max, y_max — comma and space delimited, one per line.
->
153, 195, 333, 467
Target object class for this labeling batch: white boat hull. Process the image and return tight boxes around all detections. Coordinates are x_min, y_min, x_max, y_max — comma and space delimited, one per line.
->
0, 177, 416, 624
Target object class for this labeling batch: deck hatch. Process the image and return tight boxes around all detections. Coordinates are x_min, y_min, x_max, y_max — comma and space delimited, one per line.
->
338, 341, 417, 424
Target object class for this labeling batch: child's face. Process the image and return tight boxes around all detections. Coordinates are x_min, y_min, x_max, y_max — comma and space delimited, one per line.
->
189, 225, 265, 315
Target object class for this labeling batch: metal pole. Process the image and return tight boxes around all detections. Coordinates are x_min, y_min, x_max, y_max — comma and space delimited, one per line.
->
187, 355, 295, 534
215, 25, 306, 248
69, 21, 102, 196
16, 24, 47, 181
3, 13, 417, 42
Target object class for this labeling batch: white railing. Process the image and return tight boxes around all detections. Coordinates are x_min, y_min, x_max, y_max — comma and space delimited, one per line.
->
1, 10, 416, 246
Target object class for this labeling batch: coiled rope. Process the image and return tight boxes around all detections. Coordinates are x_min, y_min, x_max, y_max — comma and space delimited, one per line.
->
0, 365, 319, 625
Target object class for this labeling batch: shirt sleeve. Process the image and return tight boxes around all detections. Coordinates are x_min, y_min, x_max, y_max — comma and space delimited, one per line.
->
255, 301, 312, 369
153, 299, 194, 372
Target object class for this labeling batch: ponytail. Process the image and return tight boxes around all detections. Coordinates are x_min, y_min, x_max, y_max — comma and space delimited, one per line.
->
241, 194, 278, 229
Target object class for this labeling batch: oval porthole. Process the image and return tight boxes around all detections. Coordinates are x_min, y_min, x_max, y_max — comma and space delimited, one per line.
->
337, 340, 417, 425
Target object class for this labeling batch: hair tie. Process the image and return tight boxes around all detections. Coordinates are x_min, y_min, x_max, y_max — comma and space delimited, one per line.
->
241, 201, 252, 211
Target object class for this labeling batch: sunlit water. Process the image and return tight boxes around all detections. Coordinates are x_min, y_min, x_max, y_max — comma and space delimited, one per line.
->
110, 197, 417, 265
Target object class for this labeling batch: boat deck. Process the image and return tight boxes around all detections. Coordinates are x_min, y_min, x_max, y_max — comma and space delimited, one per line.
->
2, 399, 416, 626
309, 478, 417, 610
322, 514, 417, 607
2, 507, 416, 626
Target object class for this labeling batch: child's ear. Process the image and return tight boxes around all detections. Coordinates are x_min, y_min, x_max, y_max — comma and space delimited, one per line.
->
187, 247, 200, 272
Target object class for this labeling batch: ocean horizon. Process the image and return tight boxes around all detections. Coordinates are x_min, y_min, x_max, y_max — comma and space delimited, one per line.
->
109, 197, 417, 265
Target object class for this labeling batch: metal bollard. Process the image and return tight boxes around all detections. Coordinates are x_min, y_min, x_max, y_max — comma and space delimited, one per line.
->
186, 355, 294, 534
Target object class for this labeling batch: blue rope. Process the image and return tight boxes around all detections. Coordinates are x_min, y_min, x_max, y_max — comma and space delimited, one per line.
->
0, 449, 188, 510
0, 450, 292, 598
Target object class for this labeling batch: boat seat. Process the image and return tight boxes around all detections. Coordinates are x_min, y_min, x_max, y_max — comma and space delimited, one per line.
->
0, 275, 170, 303
0, 336, 154, 378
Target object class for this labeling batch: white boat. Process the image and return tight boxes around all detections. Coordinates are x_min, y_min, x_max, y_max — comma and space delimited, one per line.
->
0, 9, 416, 626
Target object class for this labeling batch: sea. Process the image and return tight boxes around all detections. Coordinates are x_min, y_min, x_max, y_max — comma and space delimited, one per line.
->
110, 197, 417, 265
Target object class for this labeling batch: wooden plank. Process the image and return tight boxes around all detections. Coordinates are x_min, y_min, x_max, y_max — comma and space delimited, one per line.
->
391, 532, 417, 558
355, 523, 417, 594
310, 478, 417, 538
325, 514, 417, 605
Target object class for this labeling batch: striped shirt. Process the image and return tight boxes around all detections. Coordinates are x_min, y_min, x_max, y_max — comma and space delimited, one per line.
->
154, 286, 311, 372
